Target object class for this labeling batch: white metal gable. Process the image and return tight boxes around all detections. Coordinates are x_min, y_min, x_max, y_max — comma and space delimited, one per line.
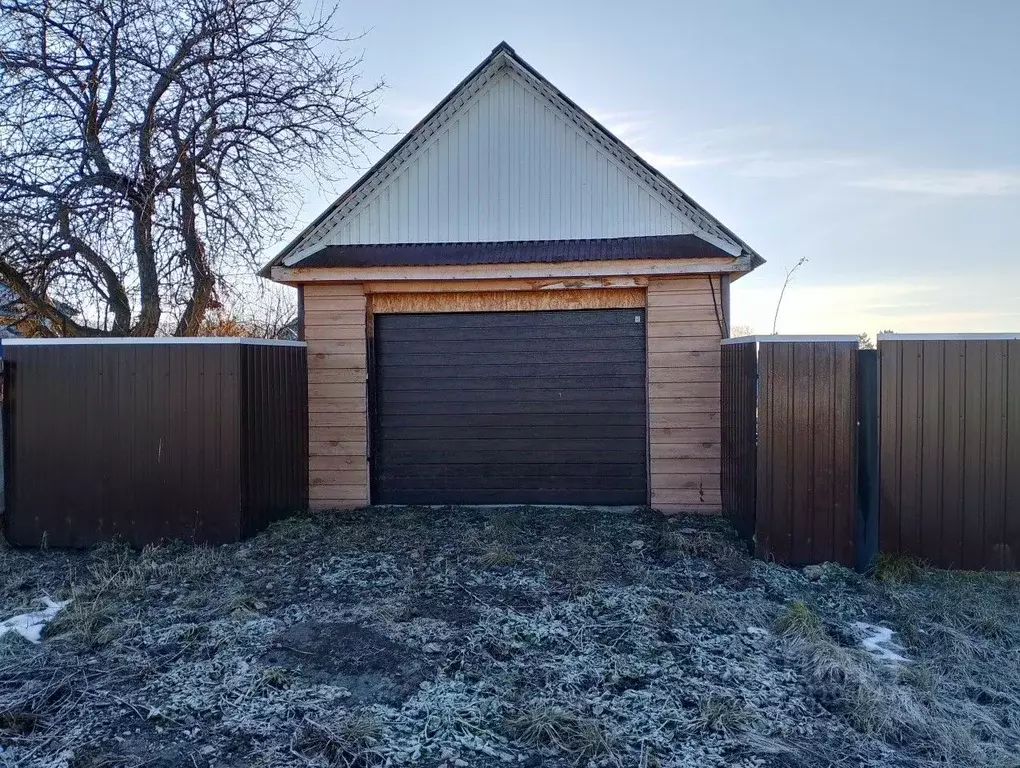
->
283, 47, 745, 265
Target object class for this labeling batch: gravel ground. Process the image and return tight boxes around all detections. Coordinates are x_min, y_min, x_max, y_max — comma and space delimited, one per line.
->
1, 506, 1019, 768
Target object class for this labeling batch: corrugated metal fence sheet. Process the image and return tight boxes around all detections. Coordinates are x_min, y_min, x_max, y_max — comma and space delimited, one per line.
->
721, 338, 859, 567
2, 340, 307, 548
756, 341, 858, 566
720, 341, 757, 545
879, 337, 1020, 569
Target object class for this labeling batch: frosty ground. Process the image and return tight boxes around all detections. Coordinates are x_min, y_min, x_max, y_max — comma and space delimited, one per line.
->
2, 507, 1019, 768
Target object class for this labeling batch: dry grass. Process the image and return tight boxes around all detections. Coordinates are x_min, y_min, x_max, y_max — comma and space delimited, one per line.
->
2, 507, 1020, 768
871, 552, 926, 584
503, 706, 614, 763
478, 548, 517, 568
775, 600, 823, 638
778, 568, 1020, 768
292, 713, 384, 767
690, 694, 758, 735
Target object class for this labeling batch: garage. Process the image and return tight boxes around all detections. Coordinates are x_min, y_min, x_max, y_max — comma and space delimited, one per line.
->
371, 309, 648, 505
262, 43, 764, 512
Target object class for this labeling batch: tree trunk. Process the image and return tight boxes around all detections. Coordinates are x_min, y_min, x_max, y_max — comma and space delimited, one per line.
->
132, 201, 161, 335
174, 153, 215, 336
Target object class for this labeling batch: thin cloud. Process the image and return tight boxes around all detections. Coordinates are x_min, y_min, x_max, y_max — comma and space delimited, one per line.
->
636, 150, 742, 169
735, 154, 869, 179
851, 169, 1020, 197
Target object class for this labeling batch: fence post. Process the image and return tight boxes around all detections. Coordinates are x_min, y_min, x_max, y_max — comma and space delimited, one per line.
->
856, 349, 879, 572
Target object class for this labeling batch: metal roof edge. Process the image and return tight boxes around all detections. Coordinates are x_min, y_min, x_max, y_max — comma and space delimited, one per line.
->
721, 334, 860, 345
877, 333, 1020, 341
1, 338, 307, 347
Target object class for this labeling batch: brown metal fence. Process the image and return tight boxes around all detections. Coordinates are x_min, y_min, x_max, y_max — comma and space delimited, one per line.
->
721, 341, 757, 545
757, 340, 858, 566
879, 336, 1020, 570
1, 339, 308, 548
721, 337, 859, 567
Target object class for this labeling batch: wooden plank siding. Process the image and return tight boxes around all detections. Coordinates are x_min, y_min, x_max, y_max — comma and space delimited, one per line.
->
304, 284, 369, 509
646, 276, 725, 513
302, 275, 731, 512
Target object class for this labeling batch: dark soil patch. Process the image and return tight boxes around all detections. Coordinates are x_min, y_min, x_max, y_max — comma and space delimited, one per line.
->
263, 621, 424, 705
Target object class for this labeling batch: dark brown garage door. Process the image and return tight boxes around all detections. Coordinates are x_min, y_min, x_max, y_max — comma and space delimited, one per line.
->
371, 309, 647, 505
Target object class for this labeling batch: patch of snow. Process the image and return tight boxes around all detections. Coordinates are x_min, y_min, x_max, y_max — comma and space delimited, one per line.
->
0, 597, 71, 643
851, 621, 909, 664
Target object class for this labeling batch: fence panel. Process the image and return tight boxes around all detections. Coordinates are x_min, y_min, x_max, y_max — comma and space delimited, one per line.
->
756, 340, 858, 566
2, 339, 307, 548
720, 341, 757, 545
879, 337, 1019, 569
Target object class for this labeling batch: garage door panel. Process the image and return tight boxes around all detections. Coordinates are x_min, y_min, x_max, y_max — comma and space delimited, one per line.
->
377, 349, 646, 367
375, 423, 648, 441
377, 373, 646, 392
377, 311, 645, 330
377, 335, 642, 355
377, 474, 646, 491
375, 444, 647, 464
372, 309, 647, 505
377, 324, 643, 343
379, 489, 645, 506
376, 400, 645, 418
374, 462, 647, 480
375, 361, 645, 380
378, 386, 645, 405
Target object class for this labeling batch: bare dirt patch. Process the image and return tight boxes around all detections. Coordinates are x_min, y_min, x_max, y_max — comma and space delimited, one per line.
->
1, 506, 1018, 768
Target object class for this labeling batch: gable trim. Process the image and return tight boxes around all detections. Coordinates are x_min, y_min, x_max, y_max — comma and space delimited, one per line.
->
260, 43, 764, 277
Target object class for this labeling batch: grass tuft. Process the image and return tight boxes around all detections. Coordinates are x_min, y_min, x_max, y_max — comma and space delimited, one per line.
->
872, 552, 926, 584
292, 713, 383, 767
691, 694, 757, 734
775, 600, 823, 639
479, 548, 517, 568
504, 706, 613, 762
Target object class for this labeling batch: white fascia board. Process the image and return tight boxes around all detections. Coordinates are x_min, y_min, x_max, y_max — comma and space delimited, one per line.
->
1, 338, 306, 347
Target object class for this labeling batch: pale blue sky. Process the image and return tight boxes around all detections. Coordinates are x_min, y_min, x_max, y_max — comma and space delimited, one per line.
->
284, 0, 1020, 335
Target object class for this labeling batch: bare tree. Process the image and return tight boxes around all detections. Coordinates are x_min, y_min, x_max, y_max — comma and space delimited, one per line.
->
0, 0, 380, 336
730, 324, 755, 338
771, 256, 808, 334
196, 282, 297, 338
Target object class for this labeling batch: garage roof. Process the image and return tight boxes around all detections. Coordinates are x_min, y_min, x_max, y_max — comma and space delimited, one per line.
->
294, 234, 737, 269
262, 42, 764, 278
